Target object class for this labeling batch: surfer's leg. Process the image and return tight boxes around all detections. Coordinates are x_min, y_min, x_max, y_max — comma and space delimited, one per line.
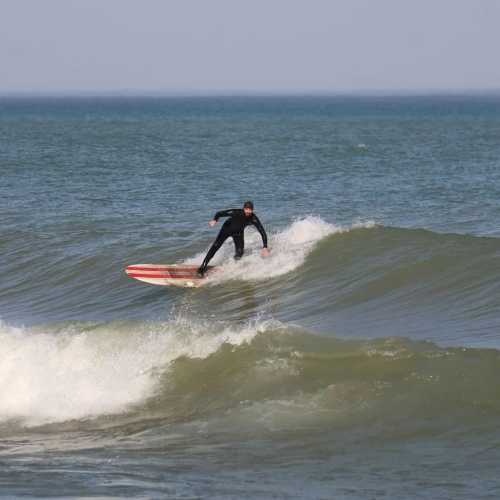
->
198, 230, 229, 275
232, 232, 244, 260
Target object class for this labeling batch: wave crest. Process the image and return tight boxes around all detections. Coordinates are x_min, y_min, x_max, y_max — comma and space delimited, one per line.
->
185, 216, 375, 283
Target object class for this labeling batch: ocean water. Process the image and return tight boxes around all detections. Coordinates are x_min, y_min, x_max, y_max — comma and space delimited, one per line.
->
1, 95, 500, 499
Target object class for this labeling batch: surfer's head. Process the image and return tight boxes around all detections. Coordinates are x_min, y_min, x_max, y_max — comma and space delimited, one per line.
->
243, 200, 254, 216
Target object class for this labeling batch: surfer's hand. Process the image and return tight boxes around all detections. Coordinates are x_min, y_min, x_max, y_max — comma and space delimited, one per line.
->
209, 220, 217, 227
261, 248, 270, 257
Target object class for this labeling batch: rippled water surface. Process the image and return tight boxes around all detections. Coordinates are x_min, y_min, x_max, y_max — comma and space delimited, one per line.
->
1, 96, 500, 498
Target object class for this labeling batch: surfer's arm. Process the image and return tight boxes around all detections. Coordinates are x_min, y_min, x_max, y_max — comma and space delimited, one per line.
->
252, 215, 268, 248
213, 209, 235, 221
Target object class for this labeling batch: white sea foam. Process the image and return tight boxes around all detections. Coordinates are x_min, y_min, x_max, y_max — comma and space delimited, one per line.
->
0, 318, 271, 426
185, 216, 375, 283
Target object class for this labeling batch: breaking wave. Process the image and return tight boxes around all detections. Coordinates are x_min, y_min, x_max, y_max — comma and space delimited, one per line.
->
1, 317, 499, 436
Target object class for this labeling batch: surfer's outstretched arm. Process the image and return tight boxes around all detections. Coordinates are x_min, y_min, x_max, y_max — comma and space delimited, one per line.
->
251, 215, 268, 248
213, 209, 236, 221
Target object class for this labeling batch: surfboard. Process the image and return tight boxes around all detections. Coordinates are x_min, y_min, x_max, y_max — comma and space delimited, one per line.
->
125, 264, 216, 288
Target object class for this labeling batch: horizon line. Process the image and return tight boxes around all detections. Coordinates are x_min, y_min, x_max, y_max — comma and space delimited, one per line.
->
1, 87, 500, 98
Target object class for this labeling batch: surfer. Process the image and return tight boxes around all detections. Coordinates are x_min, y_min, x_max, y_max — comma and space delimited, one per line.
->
197, 201, 270, 276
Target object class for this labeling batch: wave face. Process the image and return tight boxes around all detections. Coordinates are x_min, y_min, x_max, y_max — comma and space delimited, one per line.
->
1, 318, 499, 433
292, 223, 500, 342
179, 218, 500, 347
2, 216, 500, 346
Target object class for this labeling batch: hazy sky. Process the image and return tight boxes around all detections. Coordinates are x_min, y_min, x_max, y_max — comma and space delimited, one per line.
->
1, 0, 499, 93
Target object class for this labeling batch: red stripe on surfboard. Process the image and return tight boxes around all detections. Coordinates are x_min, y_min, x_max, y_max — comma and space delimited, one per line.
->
127, 270, 198, 276
126, 270, 199, 277
127, 266, 200, 272
127, 273, 201, 279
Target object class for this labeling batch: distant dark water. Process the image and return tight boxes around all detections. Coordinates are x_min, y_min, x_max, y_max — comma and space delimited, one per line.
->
1, 96, 500, 498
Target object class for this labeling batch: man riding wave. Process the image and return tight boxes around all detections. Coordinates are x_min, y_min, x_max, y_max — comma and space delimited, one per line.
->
197, 200, 270, 276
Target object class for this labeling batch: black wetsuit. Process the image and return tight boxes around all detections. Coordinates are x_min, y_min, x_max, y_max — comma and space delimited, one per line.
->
199, 209, 268, 273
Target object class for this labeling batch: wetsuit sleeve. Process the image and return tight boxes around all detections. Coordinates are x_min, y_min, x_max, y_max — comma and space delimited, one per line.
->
251, 215, 268, 248
213, 209, 235, 221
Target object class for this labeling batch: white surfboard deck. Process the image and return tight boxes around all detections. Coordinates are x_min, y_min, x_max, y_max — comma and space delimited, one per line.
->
125, 264, 217, 288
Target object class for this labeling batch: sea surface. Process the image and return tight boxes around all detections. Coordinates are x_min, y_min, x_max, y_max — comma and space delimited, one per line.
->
1, 95, 500, 499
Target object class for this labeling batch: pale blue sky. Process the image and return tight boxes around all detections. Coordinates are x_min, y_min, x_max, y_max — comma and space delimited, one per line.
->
1, 0, 499, 93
